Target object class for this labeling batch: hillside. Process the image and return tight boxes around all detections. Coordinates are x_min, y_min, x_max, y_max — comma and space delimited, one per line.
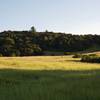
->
0, 29, 100, 56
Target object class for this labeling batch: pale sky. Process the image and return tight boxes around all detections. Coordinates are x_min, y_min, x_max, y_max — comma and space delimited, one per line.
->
0, 0, 100, 34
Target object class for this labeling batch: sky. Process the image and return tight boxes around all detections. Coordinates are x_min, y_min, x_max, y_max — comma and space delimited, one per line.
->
0, 0, 100, 34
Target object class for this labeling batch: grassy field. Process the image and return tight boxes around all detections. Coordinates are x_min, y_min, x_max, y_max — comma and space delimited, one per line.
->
0, 55, 100, 100
0, 55, 100, 70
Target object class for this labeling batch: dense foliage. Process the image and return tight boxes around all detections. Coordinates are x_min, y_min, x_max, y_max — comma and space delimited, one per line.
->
0, 27, 100, 56
81, 54, 100, 63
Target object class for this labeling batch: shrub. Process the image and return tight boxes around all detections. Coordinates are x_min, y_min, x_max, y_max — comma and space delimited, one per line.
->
72, 53, 82, 58
0, 53, 3, 57
64, 52, 73, 55
88, 54, 97, 57
10, 53, 17, 57
81, 54, 100, 63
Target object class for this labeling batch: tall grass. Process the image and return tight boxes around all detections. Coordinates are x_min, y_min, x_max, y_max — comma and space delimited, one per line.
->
0, 69, 100, 100
0, 56, 99, 100
0, 56, 99, 70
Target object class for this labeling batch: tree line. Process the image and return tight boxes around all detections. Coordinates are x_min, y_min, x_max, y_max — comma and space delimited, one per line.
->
0, 26, 100, 56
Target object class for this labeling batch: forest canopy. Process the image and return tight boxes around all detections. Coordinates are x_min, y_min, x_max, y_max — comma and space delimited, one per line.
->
0, 27, 100, 56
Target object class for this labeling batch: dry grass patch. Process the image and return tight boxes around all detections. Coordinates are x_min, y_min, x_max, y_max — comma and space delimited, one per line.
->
0, 56, 99, 70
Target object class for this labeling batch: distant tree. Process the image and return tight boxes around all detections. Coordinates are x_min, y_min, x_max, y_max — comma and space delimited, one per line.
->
4, 37, 15, 45
0, 37, 15, 56
30, 26, 36, 33
45, 30, 48, 33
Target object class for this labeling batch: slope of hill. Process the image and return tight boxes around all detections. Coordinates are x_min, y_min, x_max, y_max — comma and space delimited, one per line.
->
0, 30, 100, 56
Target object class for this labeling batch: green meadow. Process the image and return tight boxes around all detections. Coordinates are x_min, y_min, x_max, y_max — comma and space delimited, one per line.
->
0, 55, 100, 100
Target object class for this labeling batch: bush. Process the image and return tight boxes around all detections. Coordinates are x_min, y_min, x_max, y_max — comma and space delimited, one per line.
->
64, 52, 73, 55
72, 53, 82, 58
0, 53, 3, 57
81, 54, 100, 63
10, 53, 18, 57
88, 54, 97, 57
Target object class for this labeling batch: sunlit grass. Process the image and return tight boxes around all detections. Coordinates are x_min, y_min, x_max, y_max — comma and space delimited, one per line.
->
0, 55, 100, 100
0, 55, 99, 70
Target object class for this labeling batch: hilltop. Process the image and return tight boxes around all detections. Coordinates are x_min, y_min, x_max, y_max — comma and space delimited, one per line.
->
0, 27, 100, 56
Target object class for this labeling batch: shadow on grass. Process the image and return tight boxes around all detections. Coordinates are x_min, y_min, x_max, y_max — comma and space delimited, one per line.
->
0, 69, 100, 100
